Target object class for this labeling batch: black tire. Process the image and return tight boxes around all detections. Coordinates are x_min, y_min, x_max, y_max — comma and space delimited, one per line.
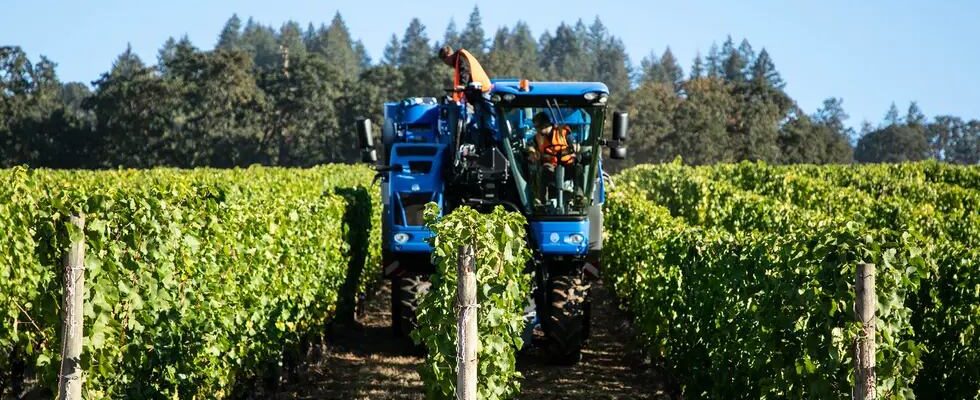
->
391, 275, 430, 339
542, 274, 590, 365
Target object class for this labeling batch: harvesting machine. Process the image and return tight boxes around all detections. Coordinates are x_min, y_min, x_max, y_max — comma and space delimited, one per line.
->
356, 79, 627, 363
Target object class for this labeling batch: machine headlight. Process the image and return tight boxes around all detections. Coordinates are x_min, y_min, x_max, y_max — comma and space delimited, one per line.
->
565, 233, 585, 245
502, 93, 516, 102
583, 92, 599, 101
393, 233, 410, 244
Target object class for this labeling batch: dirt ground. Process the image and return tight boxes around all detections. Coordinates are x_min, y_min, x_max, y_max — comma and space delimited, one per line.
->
277, 281, 674, 399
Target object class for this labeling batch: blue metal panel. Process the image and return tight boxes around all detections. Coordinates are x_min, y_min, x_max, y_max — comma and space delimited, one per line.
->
528, 220, 590, 255
400, 104, 439, 125
388, 143, 446, 195
386, 98, 440, 125
386, 99, 463, 141
390, 225, 434, 253
385, 142, 445, 254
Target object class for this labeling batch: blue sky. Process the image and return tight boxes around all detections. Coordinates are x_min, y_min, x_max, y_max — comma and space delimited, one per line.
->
2, 0, 978, 129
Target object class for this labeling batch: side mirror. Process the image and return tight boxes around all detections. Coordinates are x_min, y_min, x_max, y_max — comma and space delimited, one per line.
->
608, 111, 628, 160
611, 111, 628, 142
610, 145, 627, 160
356, 118, 376, 163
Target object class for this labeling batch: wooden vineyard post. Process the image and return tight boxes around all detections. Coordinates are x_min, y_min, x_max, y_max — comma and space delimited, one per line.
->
854, 262, 876, 400
456, 244, 477, 400
59, 215, 85, 400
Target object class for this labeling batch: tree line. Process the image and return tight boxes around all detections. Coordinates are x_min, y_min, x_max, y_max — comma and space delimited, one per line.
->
1, 7, 976, 169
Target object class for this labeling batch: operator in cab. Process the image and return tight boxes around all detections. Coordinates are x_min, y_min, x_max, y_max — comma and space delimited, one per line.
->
527, 112, 578, 203
528, 112, 576, 170
438, 45, 492, 103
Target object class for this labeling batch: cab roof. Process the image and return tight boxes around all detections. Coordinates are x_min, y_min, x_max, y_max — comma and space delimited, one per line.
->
491, 80, 609, 97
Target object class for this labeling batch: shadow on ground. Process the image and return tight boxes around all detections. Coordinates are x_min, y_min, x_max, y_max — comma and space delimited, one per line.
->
276, 281, 425, 400
278, 281, 675, 399
517, 283, 676, 400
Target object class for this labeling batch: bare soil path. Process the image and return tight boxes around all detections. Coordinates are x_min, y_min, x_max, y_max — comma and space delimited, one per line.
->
516, 283, 674, 399
277, 281, 674, 399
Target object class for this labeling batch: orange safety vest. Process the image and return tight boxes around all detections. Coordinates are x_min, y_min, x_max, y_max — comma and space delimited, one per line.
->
537, 125, 575, 166
453, 49, 492, 102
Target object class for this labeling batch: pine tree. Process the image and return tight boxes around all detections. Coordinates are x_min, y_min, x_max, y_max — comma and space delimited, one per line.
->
540, 23, 590, 81
167, 48, 266, 166
586, 17, 608, 70
596, 37, 631, 97
925, 115, 958, 159
906, 101, 926, 126
857, 101, 931, 162
537, 30, 552, 78
583, 17, 630, 94
382, 34, 399, 66
353, 40, 371, 68
855, 124, 930, 162
59, 81, 91, 112
640, 51, 663, 84
114, 43, 146, 77
641, 48, 681, 90
810, 97, 856, 159
946, 119, 979, 164
487, 27, 516, 77
721, 35, 736, 57
159, 36, 197, 77
737, 39, 755, 77
659, 47, 683, 91
398, 19, 444, 97
674, 78, 735, 163
778, 109, 853, 164
928, 116, 980, 164
278, 21, 307, 59
303, 23, 318, 48
241, 18, 280, 68
722, 36, 747, 82
510, 22, 542, 79
813, 97, 851, 136
256, 51, 343, 165
628, 81, 680, 164
217, 14, 243, 50
690, 52, 705, 80
0, 47, 94, 167
884, 102, 901, 126
312, 13, 360, 78
750, 48, 783, 88
573, 19, 588, 41
399, 19, 432, 70
157, 37, 178, 69
442, 19, 460, 48
459, 6, 487, 57
706, 43, 721, 78
87, 45, 176, 167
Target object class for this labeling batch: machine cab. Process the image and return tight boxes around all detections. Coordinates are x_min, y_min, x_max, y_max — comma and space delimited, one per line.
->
490, 80, 627, 256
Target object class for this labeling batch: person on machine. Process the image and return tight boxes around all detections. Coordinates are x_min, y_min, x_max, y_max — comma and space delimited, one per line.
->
527, 112, 577, 204
528, 112, 576, 168
438, 45, 492, 103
